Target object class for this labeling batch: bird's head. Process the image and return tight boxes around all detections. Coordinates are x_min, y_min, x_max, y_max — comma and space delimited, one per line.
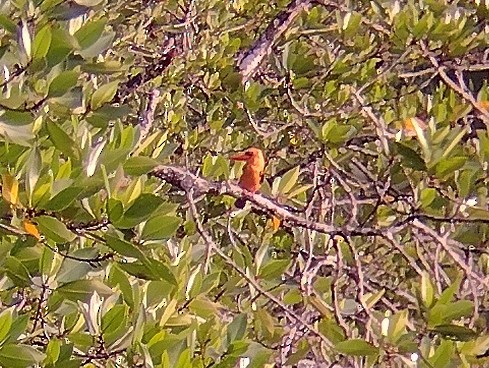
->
230, 147, 265, 166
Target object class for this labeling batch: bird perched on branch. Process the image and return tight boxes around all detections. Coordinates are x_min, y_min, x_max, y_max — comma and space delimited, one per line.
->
230, 147, 265, 208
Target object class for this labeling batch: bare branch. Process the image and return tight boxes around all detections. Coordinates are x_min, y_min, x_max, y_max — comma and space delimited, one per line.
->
185, 186, 334, 348
420, 40, 489, 124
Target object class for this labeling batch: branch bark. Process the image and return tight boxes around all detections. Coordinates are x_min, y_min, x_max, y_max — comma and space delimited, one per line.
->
151, 165, 381, 237
237, 0, 313, 82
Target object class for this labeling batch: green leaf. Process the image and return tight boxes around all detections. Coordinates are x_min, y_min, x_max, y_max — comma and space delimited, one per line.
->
457, 169, 476, 198
123, 156, 159, 175
395, 142, 426, 170
0, 122, 35, 146
36, 215, 76, 243
0, 15, 16, 33
421, 271, 435, 307
420, 188, 437, 209
115, 193, 165, 229
5, 256, 31, 287
46, 120, 79, 160
387, 310, 408, 343
107, 198, 123, 223
429, 339, 454, 367
105, 234, 146, 259
1, 111, 33, 126
80, 61, 125, 74
45, 339, 61, 365
108, 265, 134, 308
323, 124, 352, 144
335, 339, 379, 356
143, 258, 177, 285
102, 305, 127, 335
436, 276, 461, 305
32, 25, 52, 60
435, 157, 466, 179
44, 186, 83, 211
442, 300, 474, 322
0, 344, 45, 368
78, 32, 114, 59
227, 314, 247, 343
74, 19, 106, 49
118, 259, 176, 285
47, 71, 79, 98
55, 280, 113, 302
258, 259, 290, 280
141, 215, 182, 241
6, 314, 28, 343
119, 262, 161, 281
90, 80, 119, 110
278, 166, 300, 194
430, 324, 478, 341
0, 309, 13, 344
45, 27, 75, 67
189, 297, 221, 319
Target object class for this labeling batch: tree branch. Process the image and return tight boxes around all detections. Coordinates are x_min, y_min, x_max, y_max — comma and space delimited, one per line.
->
237, 0, 313, 82
151, 165, 382, 237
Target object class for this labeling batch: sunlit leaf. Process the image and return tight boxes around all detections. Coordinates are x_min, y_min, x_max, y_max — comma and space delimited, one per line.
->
278, 166, 300, 194
2, 173, 19, 206
22, 219, 40, 240
90, 81, 119, 110
335, 339, 379, 356
32, 25, 52, 60
36, 215, 76, 243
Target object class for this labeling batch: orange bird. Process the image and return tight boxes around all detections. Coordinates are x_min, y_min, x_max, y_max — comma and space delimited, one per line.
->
230, 147, 265, 208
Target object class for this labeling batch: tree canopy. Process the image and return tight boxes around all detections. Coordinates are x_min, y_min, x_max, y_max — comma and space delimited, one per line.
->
1, 0, 489, 367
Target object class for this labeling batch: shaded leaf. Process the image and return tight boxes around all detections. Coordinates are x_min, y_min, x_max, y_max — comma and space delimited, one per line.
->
5, 256, 31, 287
115, 193, 165, 229
0, 344, 45, 368
47, 71, 79, 98
46, 120, 79, 160
430, 324, 478, 341
44, 186, 84, 211
123, 156, 159, 176
105, 234, 146, 259
141, 214, 182, 241
227, 314, 247, 343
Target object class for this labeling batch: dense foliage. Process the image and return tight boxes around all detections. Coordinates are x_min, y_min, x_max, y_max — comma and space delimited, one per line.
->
1, 0, 489, 366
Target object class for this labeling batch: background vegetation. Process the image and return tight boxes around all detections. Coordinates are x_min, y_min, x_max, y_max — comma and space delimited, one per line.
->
1, 0, 489, 366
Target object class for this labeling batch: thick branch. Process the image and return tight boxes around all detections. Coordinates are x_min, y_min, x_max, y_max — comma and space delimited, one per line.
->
237, 0, 312, 82
151, 165, 381, 237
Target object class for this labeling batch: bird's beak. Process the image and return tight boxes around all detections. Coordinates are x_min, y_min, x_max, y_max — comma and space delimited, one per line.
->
230, 152, 249, 161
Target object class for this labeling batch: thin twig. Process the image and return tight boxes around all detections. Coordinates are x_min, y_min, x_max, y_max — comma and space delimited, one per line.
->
185, 187, 334, 348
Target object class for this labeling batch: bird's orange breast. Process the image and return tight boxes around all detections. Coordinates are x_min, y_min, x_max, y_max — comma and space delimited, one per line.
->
239, 165, 263, 193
